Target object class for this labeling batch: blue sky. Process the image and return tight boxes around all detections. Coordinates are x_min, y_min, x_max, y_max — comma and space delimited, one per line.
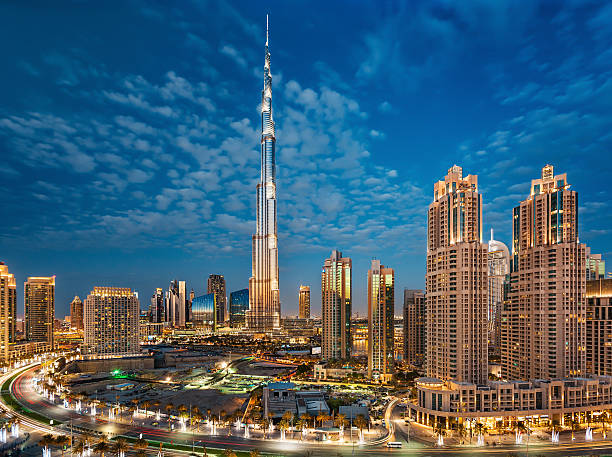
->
1, 1, 612, 318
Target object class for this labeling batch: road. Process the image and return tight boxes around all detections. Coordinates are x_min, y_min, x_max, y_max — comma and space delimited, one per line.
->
6, 364, 612, 456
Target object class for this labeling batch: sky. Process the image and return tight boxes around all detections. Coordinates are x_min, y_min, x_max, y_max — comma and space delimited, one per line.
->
1, 1, 612, 318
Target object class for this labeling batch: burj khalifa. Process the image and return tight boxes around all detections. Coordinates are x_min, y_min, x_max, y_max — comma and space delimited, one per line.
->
247, 16, 280, 332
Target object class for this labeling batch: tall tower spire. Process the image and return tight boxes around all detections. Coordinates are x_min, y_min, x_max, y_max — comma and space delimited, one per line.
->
247, 16, 280, 332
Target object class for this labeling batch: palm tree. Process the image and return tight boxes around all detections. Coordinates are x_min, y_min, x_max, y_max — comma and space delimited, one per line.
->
94, 440, 110, 457
222, 449, 237, 457
300, 413, 311, 428
249, 450, 260, 457
316, 411, 326, 428
39, 434, 55, 452
134, 437, 149, 450
73, 439, 86, 457
193, 412, 203, 431
433, 421, 445, 441
113, 438, 129, 457
132, 399, 140, 414
142, 400, 151, 417
135, 451, 147, 457
354, 414, 367, 441
334, 414, 346, 431
165, 402, 175, 418
55, 435, 71, 456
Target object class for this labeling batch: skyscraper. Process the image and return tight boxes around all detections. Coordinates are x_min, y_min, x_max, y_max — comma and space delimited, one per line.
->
84, 287, 140, 356
298, 285, 310, 319
207, 274, 227, 325
488, 230, 510, 358
586, 248, 606, 280
25, 276, 55, 348
70, 296, 84, 330
247, 17, 281, 332
191, 293, 217, 331
586, 278, 612, 375
165, 280, 186, 327
426, 165, 488, 384
149, 288, 164, 323
321, 250, 352, 360
502, 165, 586, 380
403, 289, 425, 367
368, 260, 394, 382
0, 262, 16, 362
229, 288, 250, 328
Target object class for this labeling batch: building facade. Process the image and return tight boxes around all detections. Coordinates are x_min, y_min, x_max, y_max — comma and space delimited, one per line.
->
0, 262, 16, 363
403, 289, 425, 367
229, 288, 249, 328
321, 250, 352, 360
426, 165, 488, 384
149, 288, 164, 323
191, 293, 217, 331
70, 296, 84, 331
25, 276, 55, 348
368, 260, 394, 382
207, 274, 227, 325
84, 287, 140, 356
586, 278, 612, 376
487, 230, 509, 359
247, 19, 281, 332
298, 285, 310, 319
586, 248, 606, 281
502, 165, 586, 380
165, 280, 186, 327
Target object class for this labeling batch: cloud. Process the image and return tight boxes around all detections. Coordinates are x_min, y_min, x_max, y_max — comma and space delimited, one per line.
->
220, 44, 248, 68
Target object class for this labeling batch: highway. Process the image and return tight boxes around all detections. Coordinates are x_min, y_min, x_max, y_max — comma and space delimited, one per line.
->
6, 364, 612, 456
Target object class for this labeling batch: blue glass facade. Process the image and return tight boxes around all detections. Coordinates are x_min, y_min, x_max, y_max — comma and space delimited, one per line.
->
191, 293, 216, 331
229, 288, 249, 328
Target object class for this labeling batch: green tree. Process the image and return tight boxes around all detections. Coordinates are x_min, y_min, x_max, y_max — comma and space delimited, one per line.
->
55, 435, 70, 456
113, 438, 129, 457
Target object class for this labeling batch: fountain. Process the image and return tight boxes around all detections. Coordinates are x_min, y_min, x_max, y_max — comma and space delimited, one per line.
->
11, 423, 19, 437
437, 434, 444, 446
244, 424, 250, 438
515, 430, 523, 445
586, 427, 593, 441
477, 434, 484, 446
91, 404, 97, 416
1, 427, 7, 443
551, 430, 559, 443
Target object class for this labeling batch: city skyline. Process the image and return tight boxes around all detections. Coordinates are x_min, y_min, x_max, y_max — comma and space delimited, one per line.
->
2, 2, 612, 317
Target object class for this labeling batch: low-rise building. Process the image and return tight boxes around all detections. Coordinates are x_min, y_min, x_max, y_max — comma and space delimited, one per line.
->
410, 376, 612, 429
313, 362, 365, 381
263, 381, 330, 419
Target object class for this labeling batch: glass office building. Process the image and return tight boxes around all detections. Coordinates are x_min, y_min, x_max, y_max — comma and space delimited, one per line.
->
229, 289, 249, 328
192, 293, 216, 331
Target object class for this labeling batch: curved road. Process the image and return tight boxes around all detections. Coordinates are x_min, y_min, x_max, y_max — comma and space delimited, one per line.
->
7, 364, 612, 456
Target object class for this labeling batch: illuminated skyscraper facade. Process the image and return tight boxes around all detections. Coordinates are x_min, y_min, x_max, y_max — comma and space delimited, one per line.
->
488, 230, 509, 358
321, 250, 352, 360
70, 295, 84, 330
149, 288, 164, 323
299, 285, 310, 319
403, 289, 425, 367
25, 276, 55, 348
0, 262, 16, 362
192, 293, 217, 331
229, 288, 249, 328
426, 165, 488, 384
207, 274, 227, 325
247, 17, 281, 332
84, 287, 140, 356
502, 165, 586, 380
368, 260, 394, 382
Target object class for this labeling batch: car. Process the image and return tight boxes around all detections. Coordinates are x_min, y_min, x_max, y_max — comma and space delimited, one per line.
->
387, 442, 402, 448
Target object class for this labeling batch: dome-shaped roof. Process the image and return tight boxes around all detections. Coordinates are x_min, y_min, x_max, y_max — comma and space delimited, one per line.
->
488, 229, 510, 256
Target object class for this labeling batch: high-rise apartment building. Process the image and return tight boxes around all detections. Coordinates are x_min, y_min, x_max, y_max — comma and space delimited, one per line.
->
488, 230, 510, 359
426, 165, 488, 384
70, 296, 84, 330
403, 289, 425, 367
84, 287, 140, 356
586, 248, 606, 281
298, 285, 310, 319
501, 165, 586, 380
247, 18, 281, 332
229, 288, 250, 328
149, 288, 164, 323
0, 262, 16, 362
25, 276, 55, 348
586, 278, 612, 375
207, 274, 227, 325
368, 260, 394, 382
321, 250, 352, 360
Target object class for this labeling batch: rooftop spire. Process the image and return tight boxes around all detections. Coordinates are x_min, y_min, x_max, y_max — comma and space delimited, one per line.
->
266, 14, 269, 46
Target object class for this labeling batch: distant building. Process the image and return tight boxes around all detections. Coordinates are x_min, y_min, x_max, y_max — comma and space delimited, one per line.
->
487, 230, 509, 358
229, 288, 249, 328
586, 248, 606, 281
403, 289, 425, 367
298, 285, 310, 319
263, 382, 329, 419
0, 262, 17, 362
502, 165, 586, 380
25, 276, 55, 348
191, 293, 217, 331
207, 274, 227, 324
368, 259, 394, 382
149, 288, 164, 323
165, 280, 186, 327
321, 250, 352, 360
84, 287, 140, 356
587, 278, 612, 375
426, 165, 487, 384
282, 317, 315, 339
70, 296, 84, 330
